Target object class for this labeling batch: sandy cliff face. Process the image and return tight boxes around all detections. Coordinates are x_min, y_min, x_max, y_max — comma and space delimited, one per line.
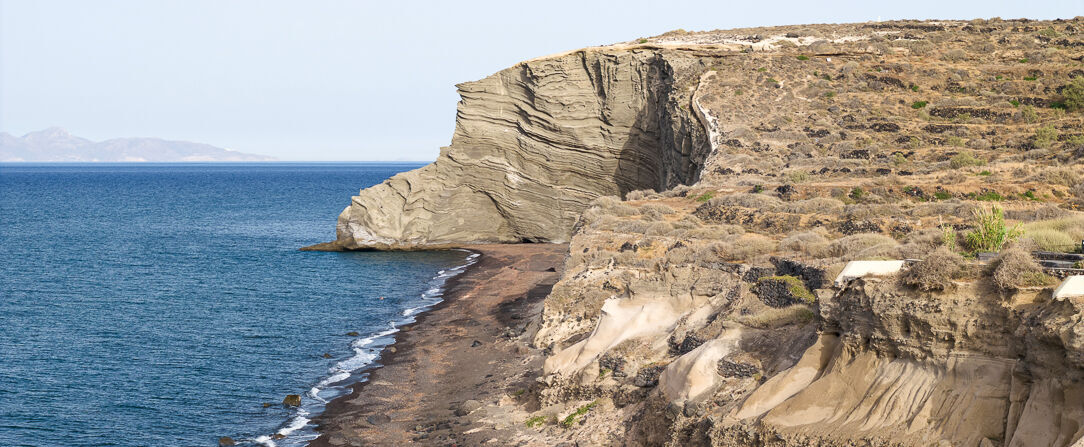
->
330, 49, 712, 249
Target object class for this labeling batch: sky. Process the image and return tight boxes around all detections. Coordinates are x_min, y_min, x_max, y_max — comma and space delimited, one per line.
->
1, 1, 1081, 161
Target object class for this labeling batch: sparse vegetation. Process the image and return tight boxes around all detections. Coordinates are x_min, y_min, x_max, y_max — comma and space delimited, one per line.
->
797, 55, 810, 61
526, 415, 552, 428
694, 192, 715, 202
912, 101, 928, 109
561, 401, 599, 427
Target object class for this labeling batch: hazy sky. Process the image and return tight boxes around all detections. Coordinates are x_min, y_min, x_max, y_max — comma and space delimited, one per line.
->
1, 1, 1081, 161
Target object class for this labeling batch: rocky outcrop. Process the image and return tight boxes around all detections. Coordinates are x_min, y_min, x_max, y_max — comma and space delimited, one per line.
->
324, 48, 711, 249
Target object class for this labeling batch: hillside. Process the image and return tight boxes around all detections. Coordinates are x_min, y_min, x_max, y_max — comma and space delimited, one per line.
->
318, 18, 1084, 447
0, 127, 275, 162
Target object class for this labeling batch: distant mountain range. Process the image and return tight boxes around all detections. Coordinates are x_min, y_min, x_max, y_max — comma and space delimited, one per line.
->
0, 128, 276, 162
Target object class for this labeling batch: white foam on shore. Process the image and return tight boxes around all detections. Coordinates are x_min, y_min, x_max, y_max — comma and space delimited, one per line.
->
260, 249, 481, 447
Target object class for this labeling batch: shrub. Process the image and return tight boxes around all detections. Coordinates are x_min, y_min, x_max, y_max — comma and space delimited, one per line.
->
626, 189, 657, 200
694, 192, 714, 202
708, 193, 783, 211
965, 206, 1022, 252
1034, 125, 1059, 149
973, 190, 1003, 201
991, 246, 1055, 290
778, 197, 845, 215
1021, 105, 1039, 123
780, 230, 830, 256
828, 233, 899, 260
640, 203, 675, 217
797, 55, 810, 61
1064, 76, 1084, 112
902, 247, 965, 291
950, 152, 986, 169
942, 49, 967, 61
716, 234, 778, 261
912, 101, 928, 109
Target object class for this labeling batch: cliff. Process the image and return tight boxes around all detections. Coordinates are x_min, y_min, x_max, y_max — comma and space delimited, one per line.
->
320, 48, 712, 249
319, 17, 1084, 447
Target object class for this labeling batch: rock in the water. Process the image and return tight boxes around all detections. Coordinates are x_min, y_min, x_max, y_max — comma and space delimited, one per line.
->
218, 437, 236, 446
345, 331, 360, 337
322, 352, 332, 359
282, 394, 301, 407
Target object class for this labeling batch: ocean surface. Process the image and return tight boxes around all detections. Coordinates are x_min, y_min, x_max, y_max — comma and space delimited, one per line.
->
0, 163, 473, 447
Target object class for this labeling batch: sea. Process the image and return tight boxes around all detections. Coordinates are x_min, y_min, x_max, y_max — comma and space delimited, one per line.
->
0, 163, 475, 447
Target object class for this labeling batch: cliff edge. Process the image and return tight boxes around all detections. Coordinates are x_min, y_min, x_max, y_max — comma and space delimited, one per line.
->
313, 47, 711, 250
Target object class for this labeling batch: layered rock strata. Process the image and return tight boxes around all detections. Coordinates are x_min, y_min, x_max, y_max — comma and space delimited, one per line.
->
326, 48, 711, 249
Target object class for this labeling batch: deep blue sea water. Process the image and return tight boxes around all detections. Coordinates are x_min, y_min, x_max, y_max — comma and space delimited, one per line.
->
0, 163, 473, 447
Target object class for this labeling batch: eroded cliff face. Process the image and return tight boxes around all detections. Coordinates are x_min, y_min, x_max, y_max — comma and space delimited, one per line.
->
330, 48, 712, 249
527, 198, 1084, 447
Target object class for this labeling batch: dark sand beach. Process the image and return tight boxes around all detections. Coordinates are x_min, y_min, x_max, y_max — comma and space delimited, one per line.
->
310, 244, 567, 446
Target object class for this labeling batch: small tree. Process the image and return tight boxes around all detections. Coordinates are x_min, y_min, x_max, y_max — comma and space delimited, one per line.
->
965, 205, 1022, 252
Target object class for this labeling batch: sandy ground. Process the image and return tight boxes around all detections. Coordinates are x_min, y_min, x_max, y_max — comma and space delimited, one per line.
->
309, 244, 567, 447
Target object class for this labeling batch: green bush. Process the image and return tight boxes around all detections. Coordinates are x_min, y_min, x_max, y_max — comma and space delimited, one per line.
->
1034, 125, 1059, 149
912, 101, 928, 109
797, 55, 810, 61
1021, 105, 1039, 123
973, 190, 1003, 201
1064, 77, 1084, 112
965, 206, 1022, 252
949, 152, 986, 169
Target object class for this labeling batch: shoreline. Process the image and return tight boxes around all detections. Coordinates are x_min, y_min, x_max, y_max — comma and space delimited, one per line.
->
308, 243, 567, 446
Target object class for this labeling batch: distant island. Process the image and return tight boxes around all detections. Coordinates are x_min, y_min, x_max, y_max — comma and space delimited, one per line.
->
0, 127, 276, 162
